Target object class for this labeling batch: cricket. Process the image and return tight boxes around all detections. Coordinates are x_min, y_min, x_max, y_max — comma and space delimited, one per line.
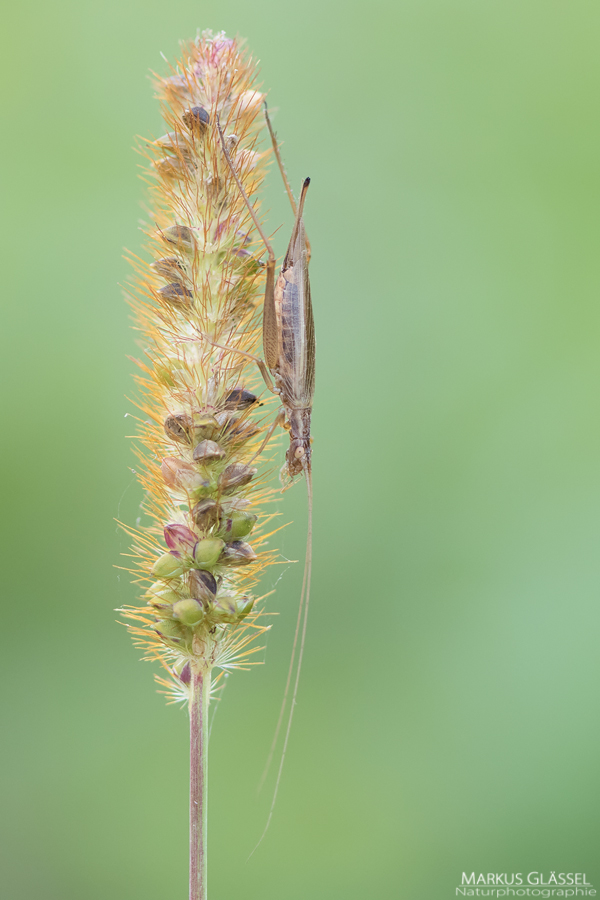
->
213, 105, 315, 837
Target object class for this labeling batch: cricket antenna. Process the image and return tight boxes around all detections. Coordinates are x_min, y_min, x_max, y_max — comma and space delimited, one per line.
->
249, 464, 313, 858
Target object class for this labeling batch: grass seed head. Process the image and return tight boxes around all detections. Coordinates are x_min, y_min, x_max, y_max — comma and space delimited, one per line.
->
120, 30, 280, 697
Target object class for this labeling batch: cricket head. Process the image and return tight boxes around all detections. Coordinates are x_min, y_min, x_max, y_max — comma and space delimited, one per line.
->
284, 407, 312, 478
286, 437, 311, 478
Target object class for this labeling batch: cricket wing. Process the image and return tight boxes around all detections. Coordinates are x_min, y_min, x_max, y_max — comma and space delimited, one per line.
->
278, 240, 315, 409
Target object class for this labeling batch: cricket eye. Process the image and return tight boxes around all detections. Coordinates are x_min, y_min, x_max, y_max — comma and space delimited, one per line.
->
294, 446, 305, 459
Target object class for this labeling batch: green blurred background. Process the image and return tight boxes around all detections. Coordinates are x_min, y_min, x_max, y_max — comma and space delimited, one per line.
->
2, 1, 600, 897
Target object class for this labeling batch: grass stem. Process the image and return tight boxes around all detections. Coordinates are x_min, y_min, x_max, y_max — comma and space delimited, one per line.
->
190, 664, 210, 900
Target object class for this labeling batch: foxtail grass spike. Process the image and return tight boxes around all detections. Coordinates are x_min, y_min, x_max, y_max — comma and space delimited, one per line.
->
119, 31, 286, 900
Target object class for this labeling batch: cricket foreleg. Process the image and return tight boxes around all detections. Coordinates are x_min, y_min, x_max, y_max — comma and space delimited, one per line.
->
198, 331, 278, 396
247, 407, 286, 465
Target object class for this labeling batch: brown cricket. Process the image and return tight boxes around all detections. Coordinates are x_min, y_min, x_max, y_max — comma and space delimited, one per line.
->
215, 111, 315, 483
214, 107, 316, 840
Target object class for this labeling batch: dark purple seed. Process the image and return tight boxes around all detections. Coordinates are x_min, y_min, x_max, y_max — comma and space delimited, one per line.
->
163, 225, 195, 252
183, 106, 210, 134
193, 439, 225, 462
164, 523, 198, 554
191, 498, 220, 530
158, 283, 193, 308
189, 569, 218, 602
223, 388, 259, 410
219, 540, 257, 566
164, 413, 193, 444
218, 463, 256, 493
151, 256, 187, 279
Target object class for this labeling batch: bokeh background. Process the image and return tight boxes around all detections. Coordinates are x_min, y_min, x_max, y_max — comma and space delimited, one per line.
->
2, 1, 600, 898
